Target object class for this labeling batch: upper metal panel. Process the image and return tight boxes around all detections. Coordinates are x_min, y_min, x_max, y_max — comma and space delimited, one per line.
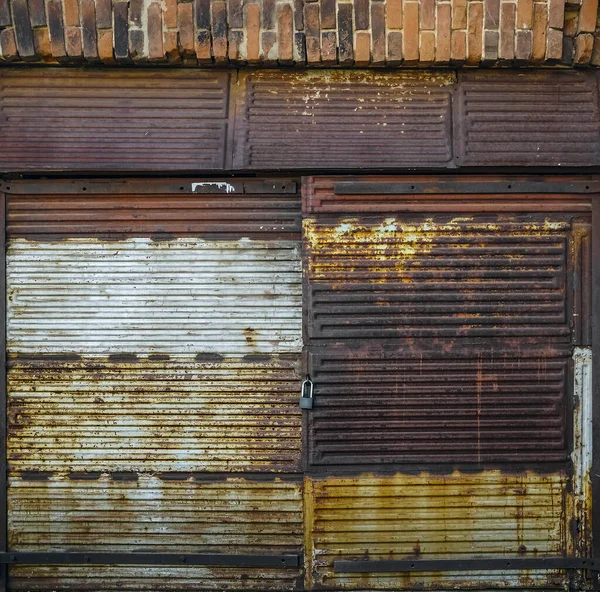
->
236, 71, 455, 170
0, 70, 230, 172
455, 71, 600, 167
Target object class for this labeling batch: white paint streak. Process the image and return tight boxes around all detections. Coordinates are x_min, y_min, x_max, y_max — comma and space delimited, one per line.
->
191, 181, 236, 193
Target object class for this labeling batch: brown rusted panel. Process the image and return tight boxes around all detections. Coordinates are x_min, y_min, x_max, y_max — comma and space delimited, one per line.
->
6, 178, 301, 241
305, 472, 569, 590
571, 221, 593, 346
235, 70, 455, 170
455, 70, 600, 167
307, 345, 569, 467
8, 475, 303, 590
0, 70, 230, 172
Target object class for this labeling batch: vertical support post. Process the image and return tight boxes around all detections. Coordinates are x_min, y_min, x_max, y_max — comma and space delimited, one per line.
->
0, 191, 7, 592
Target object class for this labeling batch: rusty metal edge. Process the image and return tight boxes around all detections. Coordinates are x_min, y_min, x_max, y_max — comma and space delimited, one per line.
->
334, 557, 600, 573
0, 191, 5, 592
592, 196, 600, 585
0, 552, 302, 568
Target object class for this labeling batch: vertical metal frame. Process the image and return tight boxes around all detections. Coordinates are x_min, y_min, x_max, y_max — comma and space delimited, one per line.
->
592, 197, 600, 574
0, 189, 6, 592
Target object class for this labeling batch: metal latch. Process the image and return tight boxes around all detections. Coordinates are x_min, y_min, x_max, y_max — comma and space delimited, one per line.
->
299, 375, 314, 409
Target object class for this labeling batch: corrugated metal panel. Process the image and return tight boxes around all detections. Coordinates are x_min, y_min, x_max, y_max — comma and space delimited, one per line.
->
0, 70, 230, 172
9, 475, 303, 590
305, 472, 568, 590
308, 347, 568, 466
7, 238, 302, 355
455, 71, 600, 167
8, 356, 301, 473
305, 215, 572, 340
237, 71, 455, 169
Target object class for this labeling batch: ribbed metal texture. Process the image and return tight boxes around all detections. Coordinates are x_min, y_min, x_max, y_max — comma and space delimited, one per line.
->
456, 71, 600, 167
8, 356, 302, 473
306, 472, 568, 589
7, 238, 302, 355
305, 215, 572, 340
238, 71, 454, 169
9, 475, 303, 590
308, 347, 568, 466
0, 70, 230, 172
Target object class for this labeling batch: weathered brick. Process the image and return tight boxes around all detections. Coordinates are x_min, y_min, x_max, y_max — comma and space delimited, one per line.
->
0, 27, 18, 59
468, 1, 483, 64
262, 0, 275, 29
403, 1, 419, 64
387, 0, 402, 29
354, 29, 370, 64
574, 31, 594, 62
590, 33, 600, 65
420, 30, 435, 62
194, 0, 210, 30
164, 29, 181, 62
33, 26, 51, 58
147, 1, 164, 60
338, 1, 353, 64
294, 31, 306, 61
321, 29, 337, 63
64, 24, 82, 57
578, 0, 599, 32
436, 2, 451, 62
278, 2, 294, 63
547, 0, 564, 28
63, 0, 79, 26
95, 0, 112, 29
371, 0, 386, 64
245, 1, 260, 62
320, 0, 335, 29
545, 24, 563, 59
262, 29, 277, 62
12, 0, 35, 59
563, 10, 578, 35
0, 0, 11, 28
46, 0, 66, 58
129, 0, 143, 27
517, 0, 534, 28
515, 28, 532, 58
387, 30, 402, 63
499, 2, 515, 59
451, 29, 466, 62
28, 0, 46, 28
211, 0, 228, 62
294, 0, 303, 30
483, 28, 499, 59
562, 34, 573, 62
164, 0, 178, 29
354, 0, 369, 30
128, 27, 144, 59
195, 28, 211, 62
177, 1, 194, 55
80, 0, 98, 59
228, 0, 243, 28
485, 0, 500, 28
453, 0, 467, 29
304, 2, 320, 63
421, 0, 435, 29
98, 27, 115, 62
531, 2, 547, 61
228, 29, 243, 61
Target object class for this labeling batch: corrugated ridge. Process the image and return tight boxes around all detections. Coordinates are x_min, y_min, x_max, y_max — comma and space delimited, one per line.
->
7, 238, 302, 355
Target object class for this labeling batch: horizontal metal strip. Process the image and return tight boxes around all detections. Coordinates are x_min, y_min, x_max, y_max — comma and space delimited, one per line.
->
334, 557, 597, 573
334, 181, 600, 195
0, 552, 301, 568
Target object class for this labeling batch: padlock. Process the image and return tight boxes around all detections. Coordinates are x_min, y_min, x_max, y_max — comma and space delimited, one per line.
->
299, 374, 314, 409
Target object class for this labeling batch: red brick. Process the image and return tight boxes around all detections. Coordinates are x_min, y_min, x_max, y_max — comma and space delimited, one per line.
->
178, 1, 194, 55
113, 1, 128, 59
485, 0, 500, 28
0, 27, 19, 60
63, 0, 79, 26
12, 0, 36, 59
531, 2, 547, 61
147, 1, 164, 60
499, 2, 516, 59
421, 0, 435, 29
80, 0, 98, 59
33, 26, 52, 59
278, 2, 294, 63
387, 30, 402, 63
164, 29, 181, 62
338, 2, 353, 64
453, 0, 467, 28
354, 0, 369, 30
354, 30, 370, 64
574, 31, 594, 61
517, 0, 534, 28
387, 0, 402, 29
320, 0, 335, 29
195, 28, 211, 62
228, 0, 243, 28
245, 1, 260, 62
403, 1, 419, 64
95, 0, 112, 28
0, 0, 10, 27
321, 29, 336, 63
28, 0, 46, 27
211, 0, 228, 62
262, 0, 275, 29
228, 29, 243, 61
515, 28, 532, 58
436, 3, 451, 62
451, 29, 467, 62
545, 24, 563, 59
194, 0, 210, 29
371, 0, 386, 64
468, 1, 483, 64
64, 25, 82, 56
129, 0, 143, 26
164, 0, 178, 29
304, 2, 320, 63
420, 30, 435, 62
547, 0, 565, 28
563, 10, 578, 36
262, 29, 277, 62
47, 0, 66, 58
98, 28, 115, 62
578, 0, 599, 32
483, 29, 499, 59
129, 28, 145, 59
591, 33, 600, 65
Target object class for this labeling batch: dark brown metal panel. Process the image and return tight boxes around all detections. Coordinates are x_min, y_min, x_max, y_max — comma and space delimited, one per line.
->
307, 345, 569, 467
0, 70, 231, 173
5, 178, 301, 241
455, 71, 600, 167
236, 70, 456, 170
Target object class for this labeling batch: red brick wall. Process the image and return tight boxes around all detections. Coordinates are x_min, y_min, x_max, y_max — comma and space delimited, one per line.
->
0, 0, 597, 66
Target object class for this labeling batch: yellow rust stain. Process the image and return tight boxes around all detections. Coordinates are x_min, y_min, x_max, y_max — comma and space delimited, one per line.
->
304, 470, 569, 590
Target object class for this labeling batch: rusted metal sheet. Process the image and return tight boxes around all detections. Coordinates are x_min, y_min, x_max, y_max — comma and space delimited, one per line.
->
455, 71, 600, 167
233, 71, 455, 170
305, 472, 569, 590
8, 475, 303, 590
0, 70, 230, 172
307, 346, 569, 467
